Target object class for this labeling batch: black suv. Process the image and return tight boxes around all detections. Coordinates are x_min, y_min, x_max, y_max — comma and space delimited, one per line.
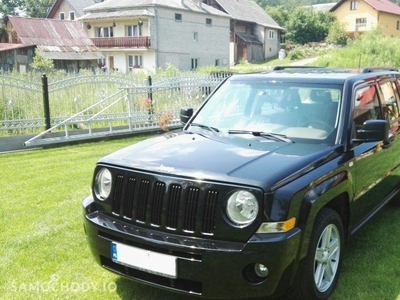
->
82, 67, 400, 299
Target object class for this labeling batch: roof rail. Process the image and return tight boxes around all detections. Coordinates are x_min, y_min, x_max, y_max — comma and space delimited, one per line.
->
272, 66, 324, 71
362, 67, 399, 73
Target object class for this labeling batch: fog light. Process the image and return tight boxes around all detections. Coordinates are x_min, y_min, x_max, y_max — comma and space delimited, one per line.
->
254, 263, 269, 278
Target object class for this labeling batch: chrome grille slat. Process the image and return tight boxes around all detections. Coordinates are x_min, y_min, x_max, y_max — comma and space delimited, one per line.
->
151, 182, 166, 225
184, 187, 200, 232
167, 184, 182, 229
202, 190, 218, 234
112, 175, 124, 214
123, 177, 136, 218
136, 179, 150, 222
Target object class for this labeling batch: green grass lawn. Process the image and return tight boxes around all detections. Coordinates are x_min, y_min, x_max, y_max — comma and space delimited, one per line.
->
1, 135, 400, 300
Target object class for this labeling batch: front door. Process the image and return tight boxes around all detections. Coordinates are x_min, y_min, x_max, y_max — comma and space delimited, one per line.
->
351, 79, 400, 230
109, 56, 114, 71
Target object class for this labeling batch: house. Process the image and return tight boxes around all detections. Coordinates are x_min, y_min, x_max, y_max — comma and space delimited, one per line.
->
1, 15, 103, 73
46, 0, 105, 21
203, 0, 284, 64
330, 0, 400, 38
0, 43, 34, 73
79, 0, 231, 73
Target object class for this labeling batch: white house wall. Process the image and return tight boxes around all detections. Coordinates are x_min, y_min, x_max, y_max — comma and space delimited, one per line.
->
83, 6, 230, 73
85, 19, 150, 38
252, 24, 279, 60
151, 6, 230, 70
99, 51, 156, 74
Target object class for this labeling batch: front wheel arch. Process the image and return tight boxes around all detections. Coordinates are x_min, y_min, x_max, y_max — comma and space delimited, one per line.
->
288, 208, 344, 300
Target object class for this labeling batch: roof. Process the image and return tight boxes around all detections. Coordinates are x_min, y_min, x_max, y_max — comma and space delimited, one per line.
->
37, 45, 103, 60
81, 0, 229, 18
331, 0, 400, 16
232, 67, 399, 85
7, 16, 102, 60
236, 32, 262, 44
303, 2, 337, 12
212, 0, 283, 30
47, 0, 101, 18
0, 43, 33, 52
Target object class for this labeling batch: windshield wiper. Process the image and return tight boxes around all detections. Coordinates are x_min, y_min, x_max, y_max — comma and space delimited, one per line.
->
190, 123, 220, 134
227, 130, 293, 143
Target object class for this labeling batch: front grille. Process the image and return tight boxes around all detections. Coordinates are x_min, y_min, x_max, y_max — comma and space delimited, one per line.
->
110, 172, 219, 236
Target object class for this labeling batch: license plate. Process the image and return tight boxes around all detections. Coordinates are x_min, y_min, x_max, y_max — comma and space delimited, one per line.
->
111, 242, 177, 278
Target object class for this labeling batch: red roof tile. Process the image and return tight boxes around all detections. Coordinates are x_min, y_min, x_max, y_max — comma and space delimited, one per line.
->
331, 0, 400, 16
364, 0, 400, 15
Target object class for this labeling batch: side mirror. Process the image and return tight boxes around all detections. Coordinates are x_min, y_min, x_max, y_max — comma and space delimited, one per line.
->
180, 107, 193, 124
353, 119, 389, 143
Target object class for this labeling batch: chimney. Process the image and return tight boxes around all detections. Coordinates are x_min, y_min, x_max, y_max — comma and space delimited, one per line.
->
181, 0, 184, 5
199, 0, 202, 9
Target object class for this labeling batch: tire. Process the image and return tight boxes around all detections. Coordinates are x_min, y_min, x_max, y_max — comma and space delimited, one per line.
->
289, 208, 344, 300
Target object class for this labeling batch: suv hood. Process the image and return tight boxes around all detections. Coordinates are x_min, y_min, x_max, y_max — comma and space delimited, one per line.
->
99, 132, 341, 190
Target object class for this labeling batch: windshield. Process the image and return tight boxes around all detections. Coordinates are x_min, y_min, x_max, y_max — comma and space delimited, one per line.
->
190, 79, 342, 144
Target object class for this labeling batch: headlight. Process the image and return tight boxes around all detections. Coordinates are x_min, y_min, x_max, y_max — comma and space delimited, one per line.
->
226, 190, 259, 226
94, 168, 112, 201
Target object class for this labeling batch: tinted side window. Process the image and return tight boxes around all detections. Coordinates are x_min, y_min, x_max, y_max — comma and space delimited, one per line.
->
379, 80, 400, 121
353, 85, 380, 132
379, 79, 400, 133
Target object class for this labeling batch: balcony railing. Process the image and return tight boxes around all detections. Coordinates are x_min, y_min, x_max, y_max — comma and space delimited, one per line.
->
92, 36, 151, 49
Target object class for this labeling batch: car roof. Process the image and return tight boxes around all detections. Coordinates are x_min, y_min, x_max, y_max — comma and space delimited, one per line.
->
228, 67, 400, 85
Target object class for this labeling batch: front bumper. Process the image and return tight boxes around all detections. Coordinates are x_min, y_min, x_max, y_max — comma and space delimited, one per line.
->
83, 196, 301, 299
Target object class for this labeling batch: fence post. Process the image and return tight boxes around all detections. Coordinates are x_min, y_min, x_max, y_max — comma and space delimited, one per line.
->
147, 75, 154, 121
42, 74, 51, 130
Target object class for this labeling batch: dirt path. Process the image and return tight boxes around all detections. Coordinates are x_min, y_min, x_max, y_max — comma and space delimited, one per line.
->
289, 57, 319, 66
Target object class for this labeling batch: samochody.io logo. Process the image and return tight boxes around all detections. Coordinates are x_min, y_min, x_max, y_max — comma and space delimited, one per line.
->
9, 275, 117, 293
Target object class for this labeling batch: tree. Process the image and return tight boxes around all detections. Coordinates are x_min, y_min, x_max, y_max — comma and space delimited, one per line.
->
326, 20, 348, 46
254, 0, 332, 9
31, 49, 54, 73
0, 0, 55, 19
22, 0, 55, 18
0, 0, 24, 19
266, 5, 290, 28
284, 8, 336, 44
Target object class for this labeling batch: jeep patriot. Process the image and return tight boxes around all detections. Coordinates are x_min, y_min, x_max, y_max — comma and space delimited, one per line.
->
83, 67, 400, 299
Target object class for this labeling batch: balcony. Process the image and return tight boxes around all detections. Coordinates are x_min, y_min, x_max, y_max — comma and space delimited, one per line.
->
92, 36, 151, 49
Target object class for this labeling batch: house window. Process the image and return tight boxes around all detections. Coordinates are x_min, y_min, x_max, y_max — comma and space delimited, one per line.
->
355, 18, 367, 29
206, 18, 212, 26
193, 32, 198, 41
17, 48, 28, 55
397, 21, 400, 30
175, 13, 182, 22
350, 1, 358, 10
191, 58, 198, 70
126, 25, 141, 37
96, 27, 114, 37
268, 30, 276, 39
128, 55, 143, 68
59, 12, 65, 20
215, 59, 220, 66
69, 11, 75, 20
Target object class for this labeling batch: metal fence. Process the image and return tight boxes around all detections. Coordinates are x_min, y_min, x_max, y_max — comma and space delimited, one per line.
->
0, 71, 232, 146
